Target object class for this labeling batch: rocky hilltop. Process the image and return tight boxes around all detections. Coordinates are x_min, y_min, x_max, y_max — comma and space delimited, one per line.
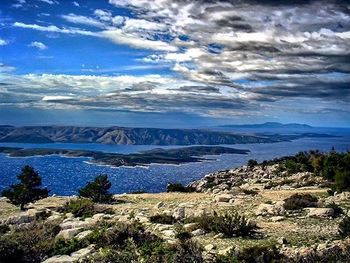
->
0, 151, 349, 263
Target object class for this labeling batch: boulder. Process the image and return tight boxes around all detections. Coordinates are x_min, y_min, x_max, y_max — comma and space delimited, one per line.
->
6, 212, 35, 224
162, 229, 176, 238
71, 244, 95, 259
255, 203, 285, 216
172, 207, 185, 220
75, 230, 93, 240
59, 220, 90, 230
57, 228, 82, 239
42, 255, 75, 263
204, 244, 216, 251
307, 208, 334, 218
191, 229, 205, 236
215, 194, 234, 203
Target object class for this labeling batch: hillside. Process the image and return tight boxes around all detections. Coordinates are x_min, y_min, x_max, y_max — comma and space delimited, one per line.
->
0, 151, 349, 262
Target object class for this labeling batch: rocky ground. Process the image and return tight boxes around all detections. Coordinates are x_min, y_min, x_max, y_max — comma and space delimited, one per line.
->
1, 163, 350, 262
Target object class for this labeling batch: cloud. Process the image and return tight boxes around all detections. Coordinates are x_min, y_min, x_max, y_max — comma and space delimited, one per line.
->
72, 1, 79, 7
0, 39, 8, 46
61, 13, 105, 28
37, 0, 59, 5
28, 41, 48, 50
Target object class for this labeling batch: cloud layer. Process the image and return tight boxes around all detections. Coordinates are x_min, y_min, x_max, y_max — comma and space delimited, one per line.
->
2, 0, 350, 121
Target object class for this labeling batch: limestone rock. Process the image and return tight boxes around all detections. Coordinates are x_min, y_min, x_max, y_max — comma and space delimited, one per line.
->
215, 194, 234, 203
57, 228, 82, 239
191, 229, 205, 236
172, 207, 185, 220
307, 208, 334, 218
42, 255, 75, 263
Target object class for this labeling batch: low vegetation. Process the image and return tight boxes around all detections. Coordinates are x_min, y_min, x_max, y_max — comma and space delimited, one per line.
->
283, 193, 318, 210
150, 214, 177, 224
190, 210, 259, 238
166, 183, 195, 193
338, 216, 350, 237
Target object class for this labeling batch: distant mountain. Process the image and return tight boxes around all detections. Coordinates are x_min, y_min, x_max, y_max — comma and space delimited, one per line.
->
220, 122, 313, 129
0, 126, 281, 145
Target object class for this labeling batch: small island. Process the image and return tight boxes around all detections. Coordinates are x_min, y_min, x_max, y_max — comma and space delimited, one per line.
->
0, 146, 250, 167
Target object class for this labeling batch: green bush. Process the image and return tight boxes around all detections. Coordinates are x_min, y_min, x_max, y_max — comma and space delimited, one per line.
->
166, 183, 195, 193
215, 245, 284, 263
339, 216, 350, 238
79, 175, 113, 203
150, 214, 177, 225
247, 159, 258, 168
283, 193, 318, 210
2, 166, 49, 210
334, 170, 350, 192
0, 221, 61, 263
52, 238, 87, 255
61, 198, 95, 218
191, 210, 259, 238
0, 224, 10, 235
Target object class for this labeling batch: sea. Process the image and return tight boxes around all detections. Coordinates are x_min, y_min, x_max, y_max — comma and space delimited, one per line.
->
0, 129, 349, 195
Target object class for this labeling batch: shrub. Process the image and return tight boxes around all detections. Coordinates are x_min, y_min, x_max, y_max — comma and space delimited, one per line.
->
333, 170, 350, 192
247, 159, 258, 168
215, 245, 283, 263
150, 214, 177, 225
79, 175, 113, 203
242, 189, 258, 195
192, 210, 259, 238
283, 193, 318, 210
339, 216, 350, 238
0, 221, 61, 263
166, 183, 195, 193
175, 225, 192, 241
326, 202, 343, 218
0, 224, 10, 235
52, 238, 86, 255
61, 198, 95, 218
2, 166, 49, 210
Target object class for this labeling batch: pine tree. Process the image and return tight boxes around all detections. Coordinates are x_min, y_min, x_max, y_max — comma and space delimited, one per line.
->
2, 166, 49, 210
78, 174, 113, 203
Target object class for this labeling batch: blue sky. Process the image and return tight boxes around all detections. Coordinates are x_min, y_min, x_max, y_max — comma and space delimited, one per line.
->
0, 0, 350, 127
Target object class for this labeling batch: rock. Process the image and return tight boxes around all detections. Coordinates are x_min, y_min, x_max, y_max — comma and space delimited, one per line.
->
270, 216, 285, 222
59, 220, 90, 230
183, 223, 198, 232
255, 203, 285, 216
191, 229, 205, 236
6, 213, 35, 225
42, 255, 75, 263
215, 194, 234, 203
46, 214, 62, 222
75, 230, 93, 240
57, 228, 82, 239
172, 207, 185, 220
71, 244, 95, 259
278, 237, 288, 245
162, 229, 176, 238
204, 244, 216, 251
307, 208, 334, 218
154, 201, 165, 209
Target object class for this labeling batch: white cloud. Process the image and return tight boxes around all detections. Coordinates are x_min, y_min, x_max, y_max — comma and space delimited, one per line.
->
72, 1, 79, 7
61, 13, 105, 28
37, 0, 59, 5
0, 39, 8, 46
28, 41, 48, 50
42, 95, 74, 101
94, 9, 112, 22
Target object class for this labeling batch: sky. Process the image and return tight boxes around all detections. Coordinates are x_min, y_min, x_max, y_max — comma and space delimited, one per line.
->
0, 0, 349, 128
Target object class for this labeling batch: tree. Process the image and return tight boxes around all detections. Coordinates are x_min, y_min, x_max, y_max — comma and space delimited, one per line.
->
2, 166, 49, 210
247, 159, 258, 168
78, 174, 113, 203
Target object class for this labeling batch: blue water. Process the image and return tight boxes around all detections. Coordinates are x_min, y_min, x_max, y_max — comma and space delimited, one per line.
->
0, 135, 349, 195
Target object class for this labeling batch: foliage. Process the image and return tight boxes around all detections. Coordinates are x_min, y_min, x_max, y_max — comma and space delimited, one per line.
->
0, 221, 61, 263
60, 198, 95, 218
83, 221, 203, 263
0, 224, 10, 235
338, 216, 350, 238
166, 183, 195, 193
175, 225, 192, 241
325, 202, 343, 218
215, 245, 283, 263
78, 174, 113, 203
247, 159, 258, 168
52, 238, 86, 255
191, 210, 259, 238
2, 166, 49, 210
150, 214, 177, 224
283, 193, 318, 210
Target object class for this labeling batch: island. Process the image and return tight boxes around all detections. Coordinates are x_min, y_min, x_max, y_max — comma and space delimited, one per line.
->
0, 146, 250, 167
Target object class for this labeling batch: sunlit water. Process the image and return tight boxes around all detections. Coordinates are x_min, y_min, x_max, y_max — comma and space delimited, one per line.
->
0, 134, 349, 195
